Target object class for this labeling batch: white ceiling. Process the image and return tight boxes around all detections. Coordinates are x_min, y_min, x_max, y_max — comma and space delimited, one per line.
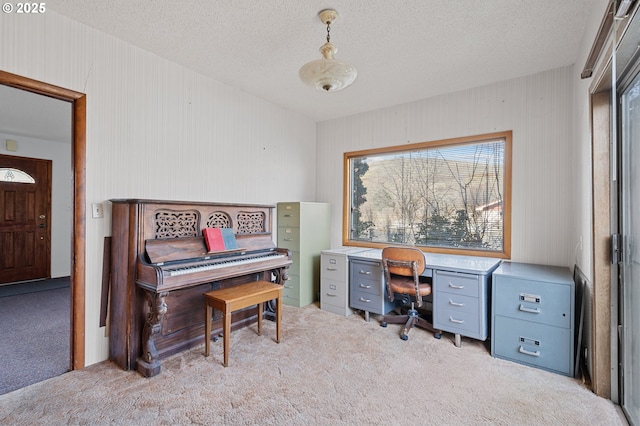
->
45, 0, 598, 123
1, 1, 599, 143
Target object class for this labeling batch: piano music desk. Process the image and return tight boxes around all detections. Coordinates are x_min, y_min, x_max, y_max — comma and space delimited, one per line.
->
204, 281, 282, 367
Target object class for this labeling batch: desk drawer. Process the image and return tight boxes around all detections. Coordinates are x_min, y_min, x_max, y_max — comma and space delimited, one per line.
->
435, 270, 479, 298
434, 296, 481, 337
321, 254, 348, 281
321, 278, 347, 307
435, 293, 478, 315
350, 288, 383, 313
493, 315, 572, 376
351, 277, 381, 296
351, 260, 381, 277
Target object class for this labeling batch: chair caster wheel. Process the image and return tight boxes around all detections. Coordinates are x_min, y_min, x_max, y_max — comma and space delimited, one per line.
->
212, 336, 219, 343
380, 322, 387, 327
434, 333, 441, 339
400, 334, 409, 341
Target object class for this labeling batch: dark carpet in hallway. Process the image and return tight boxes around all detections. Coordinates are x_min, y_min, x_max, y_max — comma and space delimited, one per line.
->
0, 279, 70, 395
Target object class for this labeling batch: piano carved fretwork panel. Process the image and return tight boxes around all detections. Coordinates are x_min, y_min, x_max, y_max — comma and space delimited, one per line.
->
236, 211, 266, 234
206, 212, 232, 229
154, 210, 200, 239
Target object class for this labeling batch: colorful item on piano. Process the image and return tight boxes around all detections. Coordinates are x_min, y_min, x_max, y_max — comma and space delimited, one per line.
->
221, 228, 238, 249
203, 227, 238, 252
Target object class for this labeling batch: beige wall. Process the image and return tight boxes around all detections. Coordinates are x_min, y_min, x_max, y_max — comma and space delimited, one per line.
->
0, 11, 317, 366
317, 67, 575, 267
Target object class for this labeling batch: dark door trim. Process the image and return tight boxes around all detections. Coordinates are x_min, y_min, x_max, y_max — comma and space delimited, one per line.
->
0, 70, 86, 370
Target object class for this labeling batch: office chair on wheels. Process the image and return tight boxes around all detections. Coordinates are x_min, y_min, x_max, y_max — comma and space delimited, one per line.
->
379, 246, 442, 341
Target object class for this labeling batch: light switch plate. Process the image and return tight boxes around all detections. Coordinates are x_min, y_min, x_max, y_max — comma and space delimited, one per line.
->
91, 203, 103, 218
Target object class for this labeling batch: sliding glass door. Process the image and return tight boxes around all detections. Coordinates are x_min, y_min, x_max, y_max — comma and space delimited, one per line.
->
619, 69, 640, 426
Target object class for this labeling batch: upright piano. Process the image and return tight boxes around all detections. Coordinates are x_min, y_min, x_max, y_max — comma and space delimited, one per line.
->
109, 199, 292, 377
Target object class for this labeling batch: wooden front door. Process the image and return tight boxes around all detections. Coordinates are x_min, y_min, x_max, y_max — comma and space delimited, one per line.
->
0, 154, 51, 284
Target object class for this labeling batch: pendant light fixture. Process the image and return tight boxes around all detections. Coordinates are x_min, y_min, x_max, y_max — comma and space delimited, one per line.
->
299, 9, 357, 92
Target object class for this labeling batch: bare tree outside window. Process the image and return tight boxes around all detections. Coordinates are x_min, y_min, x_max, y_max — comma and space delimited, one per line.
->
344, 131, 511, 258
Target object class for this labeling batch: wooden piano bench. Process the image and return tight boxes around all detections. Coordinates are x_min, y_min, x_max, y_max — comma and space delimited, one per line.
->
204, 280, 282, 367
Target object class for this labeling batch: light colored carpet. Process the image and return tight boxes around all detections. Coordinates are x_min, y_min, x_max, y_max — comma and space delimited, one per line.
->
0, 303, 624, 425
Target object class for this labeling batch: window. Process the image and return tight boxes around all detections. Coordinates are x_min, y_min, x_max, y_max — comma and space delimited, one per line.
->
344, 131, 511, 258
0, 167, 35, 183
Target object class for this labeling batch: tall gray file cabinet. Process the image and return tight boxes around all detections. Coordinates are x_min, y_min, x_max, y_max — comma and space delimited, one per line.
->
491, 262, 575, 376
277, 202, 330, 307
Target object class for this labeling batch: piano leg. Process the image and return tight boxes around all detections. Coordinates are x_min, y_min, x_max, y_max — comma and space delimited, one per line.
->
265, 267, 289, 320
136, 290, 168, 377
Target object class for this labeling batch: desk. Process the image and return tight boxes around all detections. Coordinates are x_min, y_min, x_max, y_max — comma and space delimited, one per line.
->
348, 249, 501, 347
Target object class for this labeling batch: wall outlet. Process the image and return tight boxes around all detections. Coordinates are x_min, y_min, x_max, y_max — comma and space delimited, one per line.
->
91, 203, 104, 218
6, 139, 17, 152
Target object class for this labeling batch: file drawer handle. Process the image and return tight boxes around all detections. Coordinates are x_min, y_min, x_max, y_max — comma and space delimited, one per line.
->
448, 316, 464, 324
326, 267, 337, 271
518, 304, 540, 314
283, 238, 294, 241
518, 346, 540, 357
448, 299, 465, 307
448, 282, 465, 289
359, 283, 372, 289
359, 270, 371, 275
359, 297, 371, 303
284, 285, 293, 289
284, 214, 292, 217
325, 293, 337, 297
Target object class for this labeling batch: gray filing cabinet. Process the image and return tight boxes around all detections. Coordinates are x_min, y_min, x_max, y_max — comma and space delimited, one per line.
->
491, 262, 575, 376
277, 202, 330, 307
349, 251, 394, 321
320, 248, 368, 316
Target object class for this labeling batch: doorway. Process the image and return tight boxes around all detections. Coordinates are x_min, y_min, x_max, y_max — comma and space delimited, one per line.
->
0, 70, 86, 370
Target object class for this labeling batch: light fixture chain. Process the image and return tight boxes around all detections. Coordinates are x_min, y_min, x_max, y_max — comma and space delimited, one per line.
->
326, 21, 331, 43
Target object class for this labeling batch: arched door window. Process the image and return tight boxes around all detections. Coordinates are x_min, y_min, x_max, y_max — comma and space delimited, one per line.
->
0, 167, 35, 183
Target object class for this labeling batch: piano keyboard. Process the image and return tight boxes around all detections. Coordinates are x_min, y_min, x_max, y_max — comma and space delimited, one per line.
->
167, 253, 286, 277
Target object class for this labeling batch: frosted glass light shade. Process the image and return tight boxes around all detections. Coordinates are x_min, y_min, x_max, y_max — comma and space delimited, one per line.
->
299, 41, 357, 92
299, 59, 357, 92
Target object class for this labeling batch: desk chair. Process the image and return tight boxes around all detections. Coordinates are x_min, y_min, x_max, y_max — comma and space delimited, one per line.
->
379, 246, 442, 341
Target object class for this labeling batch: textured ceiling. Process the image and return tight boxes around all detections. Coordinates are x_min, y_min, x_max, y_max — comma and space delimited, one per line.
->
0, 85, 72, 143
33, 1, 599, 124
